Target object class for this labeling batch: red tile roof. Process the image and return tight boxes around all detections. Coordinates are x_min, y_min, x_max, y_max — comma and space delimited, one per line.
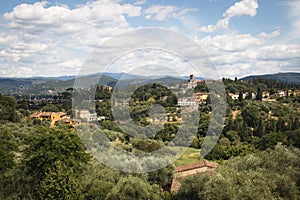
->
171, 160, 217, 193
175, 160, 217, 173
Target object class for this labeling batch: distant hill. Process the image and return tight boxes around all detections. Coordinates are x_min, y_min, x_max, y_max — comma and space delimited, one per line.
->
240, 73, 300, 84
143, 76, 186, 85
116, 76, 186, 87
0, 75, 117, 95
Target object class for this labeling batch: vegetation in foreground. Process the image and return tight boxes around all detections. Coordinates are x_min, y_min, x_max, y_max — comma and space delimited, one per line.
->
0, 77, 300, 199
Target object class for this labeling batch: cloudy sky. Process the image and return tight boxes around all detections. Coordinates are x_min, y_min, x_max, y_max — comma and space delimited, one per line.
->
0, 0, 299, 78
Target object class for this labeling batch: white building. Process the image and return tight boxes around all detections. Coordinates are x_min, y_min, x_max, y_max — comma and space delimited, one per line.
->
177, 98, 198, 106
77, 109, 97, 122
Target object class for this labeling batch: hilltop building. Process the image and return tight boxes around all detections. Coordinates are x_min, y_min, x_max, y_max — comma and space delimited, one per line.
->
187, 74, 202, 89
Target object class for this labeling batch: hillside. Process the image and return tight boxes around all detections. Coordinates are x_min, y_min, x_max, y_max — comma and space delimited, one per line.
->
240, 72, 300, 84
0, 75, 117, 95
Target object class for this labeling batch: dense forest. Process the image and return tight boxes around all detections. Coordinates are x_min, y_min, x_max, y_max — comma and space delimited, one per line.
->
0, 77, 299, 199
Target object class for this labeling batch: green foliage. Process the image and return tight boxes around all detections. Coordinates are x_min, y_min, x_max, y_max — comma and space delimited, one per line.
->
131, 138, 163, 152
42, 104, 60, 112
205, 139, 256, 160
256, 86, 263, 100
253, 132, 286, 150
241, 104, 260, 128
0, 130, 16, 173
0, 94, 18, 122
81, 162, 120, 200
106, 176, 161, 200
23, 127, 91, 199
176, 144, 300, 200
285, 129, 300, 148
147, 165, 174, 191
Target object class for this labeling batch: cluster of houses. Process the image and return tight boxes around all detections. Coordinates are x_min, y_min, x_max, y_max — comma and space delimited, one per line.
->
177, 75, 209, 106
177, 92, 209, 106
228, 90, 300, 101
176, 74, 300, 106
30, 109, 102, 128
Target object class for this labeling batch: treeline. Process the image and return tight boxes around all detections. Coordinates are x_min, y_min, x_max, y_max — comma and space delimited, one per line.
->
0, 121, 299, 199
0, 122, 174, 200
222, 77, 300, 94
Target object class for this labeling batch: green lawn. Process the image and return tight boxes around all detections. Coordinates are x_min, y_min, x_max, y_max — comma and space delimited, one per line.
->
174, 147, 203, 166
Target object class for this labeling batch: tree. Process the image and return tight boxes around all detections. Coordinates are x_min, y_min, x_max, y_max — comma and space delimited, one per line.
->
256, 86, 263, 100
106, 176, 161, 200
23, 127, 91, 199
242, 105, 260, 128
175, 144, 300, 200
81, 162, 121, 200
225, 130, 240, 143
238, 90, 243, 102
0, 94, 18, 122
147, 165, 174, 191
247, 90, 253, 99
174, 174, 210, 200
240, 120, 249, 142
255, 117, 264, 137
0, 130, 16, 173
285, 129, 300, 148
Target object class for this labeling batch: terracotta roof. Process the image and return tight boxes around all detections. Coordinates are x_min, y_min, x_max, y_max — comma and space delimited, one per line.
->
57, 112, 67, 116
30, 112, 41, 118
40, 112, 52, 117
171, 160, 217, 193
175, 160, 217, 173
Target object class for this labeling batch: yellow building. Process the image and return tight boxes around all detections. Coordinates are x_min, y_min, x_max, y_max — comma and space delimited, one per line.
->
30, 111, 67, 127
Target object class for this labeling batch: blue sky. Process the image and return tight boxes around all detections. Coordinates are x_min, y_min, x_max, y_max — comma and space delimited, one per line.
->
0, 0, 299, 78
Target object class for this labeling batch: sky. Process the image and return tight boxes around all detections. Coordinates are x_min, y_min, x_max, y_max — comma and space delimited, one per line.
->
0, 0, 299, 78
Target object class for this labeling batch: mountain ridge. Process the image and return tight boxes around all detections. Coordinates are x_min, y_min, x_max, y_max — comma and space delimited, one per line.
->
240, 72, 300, 84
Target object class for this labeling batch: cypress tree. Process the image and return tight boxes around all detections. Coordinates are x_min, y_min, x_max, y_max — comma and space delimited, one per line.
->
256, 86, 263, 100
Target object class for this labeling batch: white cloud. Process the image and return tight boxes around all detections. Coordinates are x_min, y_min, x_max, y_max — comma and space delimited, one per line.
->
223, 0, 258, 18
0, 0, 144, 77
257, 44, 300, 61
134, 0, 147, 6
144, 5, 197, 21
144, 5, 177, 21
4, 0, 141, 39
287, 0, 300, 41
196, 33, 300, 78
258, 30, 280, 38
200, 0, 258, 32
198, 33, 262, 53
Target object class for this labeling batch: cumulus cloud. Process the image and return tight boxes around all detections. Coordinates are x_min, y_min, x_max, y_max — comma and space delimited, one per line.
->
0, 0, 143, 77
198, 34, 262, 53
258, 30, 280, 38
0, 0, 298, 79
196, 33, 300, 78
223, 0, 258, 18
4, 0, 141, 43
200, 0, 258, 32
144, 5, 197, 21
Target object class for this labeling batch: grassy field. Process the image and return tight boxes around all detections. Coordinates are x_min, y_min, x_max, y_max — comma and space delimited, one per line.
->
174, 147, 203, 166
